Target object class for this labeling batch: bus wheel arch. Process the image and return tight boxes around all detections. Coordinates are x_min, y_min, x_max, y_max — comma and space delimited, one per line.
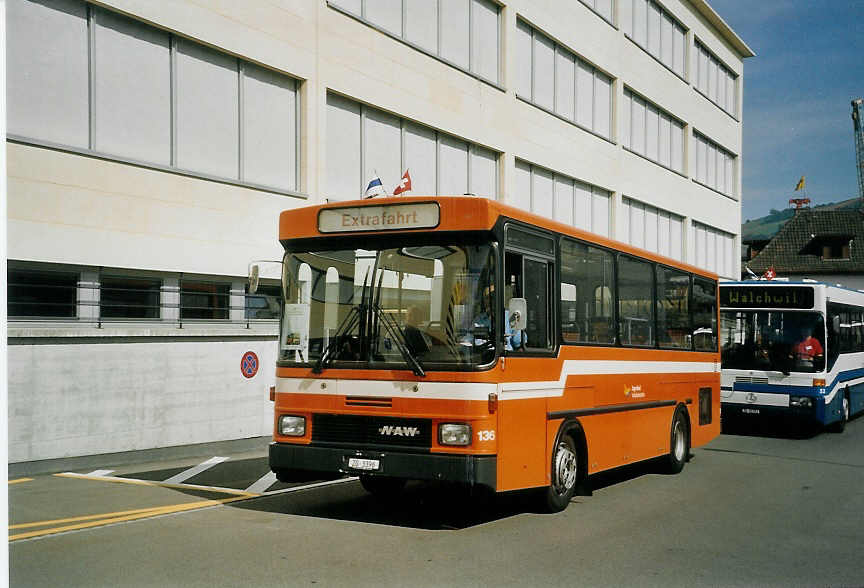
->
662, 404, 691, 474
828, 388, 850, 433
541, 420, 589, 513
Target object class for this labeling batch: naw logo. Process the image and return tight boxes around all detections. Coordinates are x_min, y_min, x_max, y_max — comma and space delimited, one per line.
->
378, 425, 420, 437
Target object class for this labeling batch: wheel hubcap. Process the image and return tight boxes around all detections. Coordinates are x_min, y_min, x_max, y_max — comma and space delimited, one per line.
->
672, 421, 685, 461
553, 443, 577, 495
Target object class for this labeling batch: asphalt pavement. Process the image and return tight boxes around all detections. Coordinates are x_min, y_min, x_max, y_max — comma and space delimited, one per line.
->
9, 416, 864, 587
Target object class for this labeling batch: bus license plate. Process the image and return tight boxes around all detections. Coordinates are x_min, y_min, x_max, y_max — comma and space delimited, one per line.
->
742, 408, 760, 415
348, 458, 380, 471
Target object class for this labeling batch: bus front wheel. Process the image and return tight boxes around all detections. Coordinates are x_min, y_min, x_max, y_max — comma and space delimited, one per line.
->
828, 390, 850, 433
542, 435, 580, 513
662, 407, 690, 474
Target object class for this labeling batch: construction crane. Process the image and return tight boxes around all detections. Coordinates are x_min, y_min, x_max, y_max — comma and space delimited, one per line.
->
853, 98, 864, 200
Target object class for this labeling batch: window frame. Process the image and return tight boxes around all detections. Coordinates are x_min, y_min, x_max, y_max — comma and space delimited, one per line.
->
7, 0, 303, 197
503, 222, 557, 356
616, 253, 657, 348
558, 236, 618, 347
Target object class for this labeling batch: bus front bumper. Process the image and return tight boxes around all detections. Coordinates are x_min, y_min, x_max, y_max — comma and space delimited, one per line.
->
721, 401, 819, 426
269, 442, 497, 490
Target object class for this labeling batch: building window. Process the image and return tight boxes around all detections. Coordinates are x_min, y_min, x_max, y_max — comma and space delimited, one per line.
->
690, 221, 736, 279
180, 281, 230, 320
621, 197, 684, 261
7, 0, 299, 193
246, 284, 282, 319
8, 268, 79, 318
515, 160, 611, 237
822, 240, 851, 260
325, 93, 498, 200
328, 0, 500, 84
623, 0, 687, 78
695, 40, 737, 117
579, 0, 614, 25
100, 276, 161, 319
694, 132, 737, 198
622, 88, 685, 173
516, 19, 613, 140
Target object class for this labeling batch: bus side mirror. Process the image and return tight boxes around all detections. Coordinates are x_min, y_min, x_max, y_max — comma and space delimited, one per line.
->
508, 298, 527, 331
248, 263, 260, 295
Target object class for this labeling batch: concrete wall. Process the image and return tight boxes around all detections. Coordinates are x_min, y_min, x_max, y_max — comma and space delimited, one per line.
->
8, 331, 276, 463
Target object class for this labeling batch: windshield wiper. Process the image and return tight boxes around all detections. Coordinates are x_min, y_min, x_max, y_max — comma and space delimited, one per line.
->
370, 270, 426, 377
373, 305, 426, 377
312, 268, 370, 374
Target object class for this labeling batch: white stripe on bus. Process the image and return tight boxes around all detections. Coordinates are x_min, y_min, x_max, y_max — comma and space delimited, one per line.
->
277, 360, 717, 401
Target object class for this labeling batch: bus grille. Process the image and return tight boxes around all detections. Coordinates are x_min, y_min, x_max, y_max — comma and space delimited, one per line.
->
735, 376, 769, 384
311, 414, 432, 450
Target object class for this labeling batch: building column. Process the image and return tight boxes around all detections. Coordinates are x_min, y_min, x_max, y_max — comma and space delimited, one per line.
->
162, 278, 180, 323
78, 270, 100, 323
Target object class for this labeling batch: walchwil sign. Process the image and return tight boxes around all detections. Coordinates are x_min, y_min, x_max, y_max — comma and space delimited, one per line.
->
318, 202, 440, 233
720, 285, 815, 309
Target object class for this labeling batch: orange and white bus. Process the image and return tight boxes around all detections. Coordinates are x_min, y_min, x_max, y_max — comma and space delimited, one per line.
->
264, 196, 720, 511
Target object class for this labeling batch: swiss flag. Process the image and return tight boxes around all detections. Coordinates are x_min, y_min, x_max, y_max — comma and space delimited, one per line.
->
393, 170, 412, 195
763, 267, 776, 280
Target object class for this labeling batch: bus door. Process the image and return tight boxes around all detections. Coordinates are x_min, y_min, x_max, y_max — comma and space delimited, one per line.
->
498, 226, 555, 491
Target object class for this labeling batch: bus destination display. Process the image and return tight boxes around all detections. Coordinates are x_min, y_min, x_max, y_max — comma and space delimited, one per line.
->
720, 285, 814, 309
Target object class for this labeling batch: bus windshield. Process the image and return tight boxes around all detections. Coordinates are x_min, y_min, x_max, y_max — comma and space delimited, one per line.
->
720, 310, 826, 373
279, 241, 497, 370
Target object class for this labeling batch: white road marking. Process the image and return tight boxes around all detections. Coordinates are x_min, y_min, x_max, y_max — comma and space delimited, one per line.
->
261, 477, 358, 496
58, 471, 253, 496
245, 471, 278, 494
85, 469, 114, 477
162, 456, 229, 484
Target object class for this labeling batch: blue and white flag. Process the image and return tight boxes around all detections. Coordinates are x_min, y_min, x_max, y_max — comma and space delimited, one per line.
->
364, 175, 386, 198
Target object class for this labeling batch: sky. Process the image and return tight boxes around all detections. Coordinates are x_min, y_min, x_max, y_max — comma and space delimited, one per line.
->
708, 0, 864, 220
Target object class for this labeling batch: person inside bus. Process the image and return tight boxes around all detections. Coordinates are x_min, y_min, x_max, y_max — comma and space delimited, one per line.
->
504, 308, 526, 351
502, 283, 526, 351
792, 326, 823, 370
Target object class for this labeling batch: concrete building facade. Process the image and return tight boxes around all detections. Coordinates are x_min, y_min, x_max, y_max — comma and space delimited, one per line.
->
6, 0, 753, 465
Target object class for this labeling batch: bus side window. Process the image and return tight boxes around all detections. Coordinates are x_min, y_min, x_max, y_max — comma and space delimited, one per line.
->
505, 250, 553, 351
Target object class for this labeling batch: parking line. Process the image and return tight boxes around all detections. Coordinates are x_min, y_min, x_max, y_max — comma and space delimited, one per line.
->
11, 477, 359, 542
85, 469, 115, 477
55, 472, 255, 496
9, 495, 252, 541
10, 505, 192, 529
162, 456, 229, 484
8, 478, 33, 485
245, 472, 278, 494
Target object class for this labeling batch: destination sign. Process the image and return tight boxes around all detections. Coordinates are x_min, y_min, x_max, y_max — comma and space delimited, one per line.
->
720, 285, 814, 309
318, 202, 440, 233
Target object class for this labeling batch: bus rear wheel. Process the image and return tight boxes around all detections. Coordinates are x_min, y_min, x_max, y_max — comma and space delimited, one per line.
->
662, 407, 690, 474
828, 390, 850, 433
541, 435, 580, 513
359, 475, 406, 498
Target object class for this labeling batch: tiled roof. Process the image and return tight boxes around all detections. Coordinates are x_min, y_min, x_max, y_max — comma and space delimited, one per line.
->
746, 207, 864, 275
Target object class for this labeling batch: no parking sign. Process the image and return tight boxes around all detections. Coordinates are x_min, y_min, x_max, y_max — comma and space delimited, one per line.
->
240, 351, 259, 379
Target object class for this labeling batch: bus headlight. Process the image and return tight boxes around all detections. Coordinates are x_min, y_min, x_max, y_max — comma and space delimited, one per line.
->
439, 423, 471, 446
278, 415, 306, 436
790, 396, 813, 408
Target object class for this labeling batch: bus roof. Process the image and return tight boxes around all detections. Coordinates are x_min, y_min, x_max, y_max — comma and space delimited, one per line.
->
280, 195, 718, 280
